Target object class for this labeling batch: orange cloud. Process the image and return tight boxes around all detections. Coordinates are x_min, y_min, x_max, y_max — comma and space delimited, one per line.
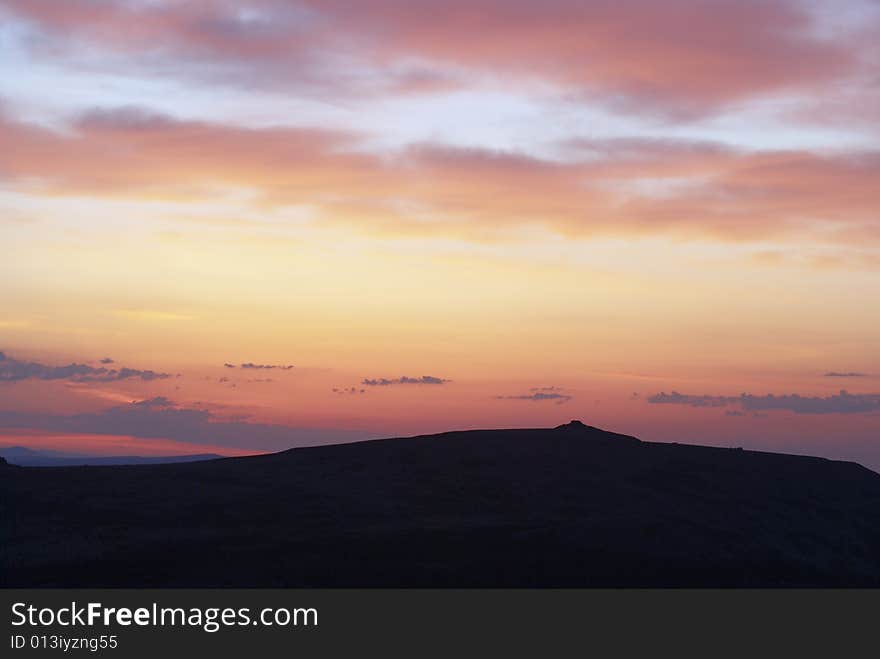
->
0, 106, 369, 197
2, 107, 879, 245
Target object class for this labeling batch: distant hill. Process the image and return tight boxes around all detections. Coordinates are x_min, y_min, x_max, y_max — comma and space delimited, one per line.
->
0, 446, 222, 467
3, 420, 880, 587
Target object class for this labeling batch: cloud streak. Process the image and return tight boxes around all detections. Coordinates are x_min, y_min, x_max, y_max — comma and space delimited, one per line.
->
332, 387, 365, 395
361, 376, 449, 386
497, 388, 573, 404
2, 108, 879, 246
1, 0, 859, 118
648, 390, 880, 414
0, 397, 369, 451
0, 352, 171, 383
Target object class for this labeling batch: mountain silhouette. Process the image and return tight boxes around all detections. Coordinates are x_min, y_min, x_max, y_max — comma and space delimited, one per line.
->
3, 422, 880, 587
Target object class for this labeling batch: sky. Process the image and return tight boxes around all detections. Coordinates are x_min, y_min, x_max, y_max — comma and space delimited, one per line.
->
1, 0, 879, 469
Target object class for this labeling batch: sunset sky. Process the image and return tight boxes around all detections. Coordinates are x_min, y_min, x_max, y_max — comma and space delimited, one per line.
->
1, 1, 879, 469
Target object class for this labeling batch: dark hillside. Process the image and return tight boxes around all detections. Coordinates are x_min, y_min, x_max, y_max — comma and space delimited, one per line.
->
4, 421, 880, 587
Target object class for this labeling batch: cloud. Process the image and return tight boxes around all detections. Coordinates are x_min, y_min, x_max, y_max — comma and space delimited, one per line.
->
100, 357, 114, 364
2, 108, 880, 246
497, 390, 573, 404
132, 396, 174, 408
0, 398, 369, 451
647, 391, 731, 408
361, 375, 449, 386
824, 372, 868, 377
0, 0, 858, 118
648, 390, 880, 414
332, 387, 365, 395
0, 106, 365, 201
0, 352, 171, 383
223, 362, 293, 370
739, 391, 880, 415
324, 0, 853, 118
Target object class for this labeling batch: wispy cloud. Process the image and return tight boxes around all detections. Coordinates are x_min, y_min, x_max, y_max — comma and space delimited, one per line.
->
0, 0, 857, 118
222, 362, 293, 370
824, 371, 868, 378
132, 396, 174, 408
2, 108, 879, 246
0, 398, 369, 451
361, 376, 449, 386
0, 352, 171, 383
497, 388, 573, 404
332, 387, 365, 395
112, 309, 195, 322
648, 390, 880, 414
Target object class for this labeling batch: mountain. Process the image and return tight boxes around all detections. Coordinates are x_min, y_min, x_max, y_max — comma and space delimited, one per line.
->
0, 446, 223, 467
3, 421, 880, 587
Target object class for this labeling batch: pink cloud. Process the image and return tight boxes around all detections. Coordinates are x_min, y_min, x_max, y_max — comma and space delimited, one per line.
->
319, 0, 854, 116
2, 0, 862, 116
2, 106, 879, 245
